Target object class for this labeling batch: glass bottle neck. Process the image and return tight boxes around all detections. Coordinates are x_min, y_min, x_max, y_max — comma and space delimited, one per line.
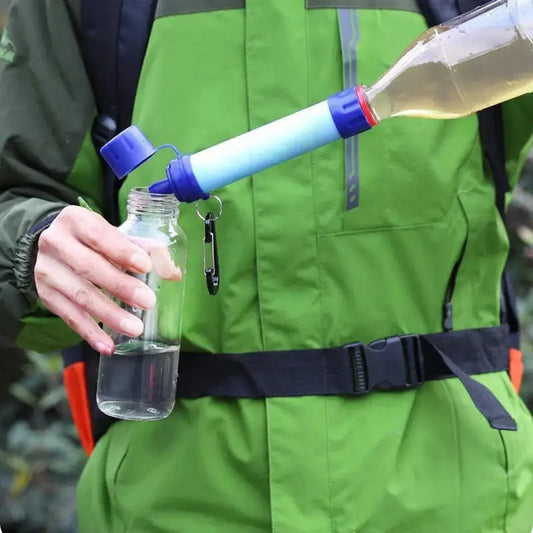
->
126, 188, 180, 220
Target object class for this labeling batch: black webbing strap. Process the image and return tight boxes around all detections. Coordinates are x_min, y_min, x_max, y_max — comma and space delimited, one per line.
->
80, 0, 157, 224
502, 269, 520, 349
176, 326, 516, 431
474, 101, 521, 348
63, 325, 516, 445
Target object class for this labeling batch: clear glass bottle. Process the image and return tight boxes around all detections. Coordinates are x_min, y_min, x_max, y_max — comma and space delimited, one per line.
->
96, 188, 188, 421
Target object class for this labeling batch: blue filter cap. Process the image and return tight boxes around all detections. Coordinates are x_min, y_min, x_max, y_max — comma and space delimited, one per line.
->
149, 156, 210, 203
100, 125, 156, 179
327, 87, 373, 139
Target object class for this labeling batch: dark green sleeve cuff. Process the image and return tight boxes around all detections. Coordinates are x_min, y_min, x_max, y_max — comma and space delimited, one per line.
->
13, 210, 63, 302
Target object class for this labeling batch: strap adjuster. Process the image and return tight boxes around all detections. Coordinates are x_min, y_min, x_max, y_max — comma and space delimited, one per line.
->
346, 334, 425, 394
92, 113, 117, 151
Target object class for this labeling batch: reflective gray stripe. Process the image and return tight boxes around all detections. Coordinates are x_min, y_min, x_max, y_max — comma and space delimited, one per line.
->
307, 0, 421, 13
338, 9, 360, 210
157, 0, 420, 17
156, 0, 245, 18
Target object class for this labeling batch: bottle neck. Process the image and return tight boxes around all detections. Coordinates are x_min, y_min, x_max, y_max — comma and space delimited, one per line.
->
126, 188, 180, 220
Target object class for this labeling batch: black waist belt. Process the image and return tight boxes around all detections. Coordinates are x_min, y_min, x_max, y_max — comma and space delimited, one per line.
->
176, 326, 517, 431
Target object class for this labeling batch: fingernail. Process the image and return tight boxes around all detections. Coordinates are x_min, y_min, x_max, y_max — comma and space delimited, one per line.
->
131, 253, 152, 273
133, 287, 156, 309
120, 316, 144, 337
96, 342, 113, 356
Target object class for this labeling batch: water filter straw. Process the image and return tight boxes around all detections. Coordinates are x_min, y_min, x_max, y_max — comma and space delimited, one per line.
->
101, 0, 533, 201
100, 86, 377, 202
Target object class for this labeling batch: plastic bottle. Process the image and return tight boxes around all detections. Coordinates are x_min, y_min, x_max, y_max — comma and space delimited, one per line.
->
100, 0, 532, 203
96, 188, 188, 421
366, 0, 533, 120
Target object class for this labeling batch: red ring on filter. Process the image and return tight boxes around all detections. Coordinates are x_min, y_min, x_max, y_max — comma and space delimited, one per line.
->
356, 85, 378, 126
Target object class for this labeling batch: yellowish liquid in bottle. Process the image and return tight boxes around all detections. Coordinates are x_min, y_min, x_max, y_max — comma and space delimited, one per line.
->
366, 0, 533, 121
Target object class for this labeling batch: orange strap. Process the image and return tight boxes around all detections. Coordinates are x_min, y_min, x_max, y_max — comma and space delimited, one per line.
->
63, 362, 95, 455
508, 348, 524, 394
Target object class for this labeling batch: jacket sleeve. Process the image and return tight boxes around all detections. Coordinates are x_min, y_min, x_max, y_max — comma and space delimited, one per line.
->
0, 0, 103, 352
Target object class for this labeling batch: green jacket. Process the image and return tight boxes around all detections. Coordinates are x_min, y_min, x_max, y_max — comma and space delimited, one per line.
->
1, 1, 532, 531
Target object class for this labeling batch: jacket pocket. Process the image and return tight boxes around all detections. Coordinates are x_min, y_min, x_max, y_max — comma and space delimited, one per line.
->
316, 194, 468, 346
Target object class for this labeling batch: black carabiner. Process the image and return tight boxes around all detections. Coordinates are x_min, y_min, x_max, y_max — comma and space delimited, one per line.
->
203, 212, 220, 295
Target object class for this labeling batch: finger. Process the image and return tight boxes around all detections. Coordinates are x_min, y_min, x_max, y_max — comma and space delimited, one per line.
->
41, 233, 156, 310
51, 206, 153, 274
37, 286, 114, 355
148, 245, 182, 281
38, 256, 145, 338
129, 236, 182, 281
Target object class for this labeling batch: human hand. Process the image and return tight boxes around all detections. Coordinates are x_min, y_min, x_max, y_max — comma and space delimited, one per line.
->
34, 206, 179, 355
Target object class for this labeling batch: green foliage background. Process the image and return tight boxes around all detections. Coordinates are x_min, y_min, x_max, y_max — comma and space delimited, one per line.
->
508, 155, 533, 412
0, 352, 85, 532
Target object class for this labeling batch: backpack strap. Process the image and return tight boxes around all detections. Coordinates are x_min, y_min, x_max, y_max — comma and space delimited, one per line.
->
64, 2, 158, 450
415, 0, 521, 355
415, 0, 460, 26
476, 106, 520, 349
80, 0, 157, 224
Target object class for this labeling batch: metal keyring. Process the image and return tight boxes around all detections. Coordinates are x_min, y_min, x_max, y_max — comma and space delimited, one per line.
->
195, 195, 223, 221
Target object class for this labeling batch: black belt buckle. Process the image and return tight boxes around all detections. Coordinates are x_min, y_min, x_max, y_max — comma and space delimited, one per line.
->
346, 334, 425, 394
